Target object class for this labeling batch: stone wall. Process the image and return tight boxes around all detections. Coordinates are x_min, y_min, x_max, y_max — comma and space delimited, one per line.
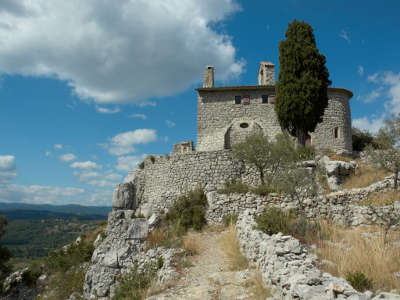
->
236, 212, 367, 300
206, 174, 398, 227
196, 87, 353, 153
113, 151, 260, 217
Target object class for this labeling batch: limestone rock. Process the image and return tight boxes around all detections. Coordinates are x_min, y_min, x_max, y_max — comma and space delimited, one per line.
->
112, 182, 136, 210
321, 155, 356, 191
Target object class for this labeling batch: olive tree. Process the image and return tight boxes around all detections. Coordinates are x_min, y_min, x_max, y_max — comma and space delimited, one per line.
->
367, 115, 400, 189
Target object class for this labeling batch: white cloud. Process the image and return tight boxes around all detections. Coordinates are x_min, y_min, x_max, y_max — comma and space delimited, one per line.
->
358, 66, 364, 76
339, 29, 350, 42
352, 114, 386, 134
106, 129, 157, 155
73, 169, 122, 187
129, 113, 147, 120
0, 183, 86, 205
0, 0, 243, 104
362, 89, 381, 103
59, 153, 77, 162
70, 161, 102, 170
116, 155, 147, 172
367, 73, 379, 83
95, 106, 120, 114
54, 144, 63, 149
0, 155, 17, 184
165, 120, 176, 128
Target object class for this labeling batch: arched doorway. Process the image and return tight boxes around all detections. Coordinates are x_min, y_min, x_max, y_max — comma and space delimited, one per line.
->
224, 121, 263, 149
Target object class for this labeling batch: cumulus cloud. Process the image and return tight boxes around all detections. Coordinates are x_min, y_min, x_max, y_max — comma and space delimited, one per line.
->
59, 153, 77, 162
95, 106, 120, 114
352, 114, 386, 134
0, 183, 86, 205
0, 0, 243, 104
73, 169, 122, 187
362, 89, 382, 103
54, 144, 63, 149
339, 29, 350, 42
116, 155, 147, 172
0, 155, 17, 184
129, 114, 147, 120
70, 161, 102, 170
165, 120, 176, 128
105, 129, 157, 155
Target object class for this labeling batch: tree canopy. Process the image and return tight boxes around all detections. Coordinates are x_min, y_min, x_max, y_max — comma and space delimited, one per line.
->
275, 19, 331, 145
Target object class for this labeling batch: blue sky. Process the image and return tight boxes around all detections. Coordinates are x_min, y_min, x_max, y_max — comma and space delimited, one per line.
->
0, 0, 399, 206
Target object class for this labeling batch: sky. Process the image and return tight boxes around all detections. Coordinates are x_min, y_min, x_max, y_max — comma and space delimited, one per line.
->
0, 0, 399, 206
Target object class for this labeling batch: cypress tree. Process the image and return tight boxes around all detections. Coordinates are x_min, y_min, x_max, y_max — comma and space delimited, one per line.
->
275, 19, 331, 145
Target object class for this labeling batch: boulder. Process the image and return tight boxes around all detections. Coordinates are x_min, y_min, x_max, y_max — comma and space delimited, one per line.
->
320, 156, 357, 191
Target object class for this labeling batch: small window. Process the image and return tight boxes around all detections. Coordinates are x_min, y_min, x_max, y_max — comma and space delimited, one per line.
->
262, 95, 268, 104
269, 95, 275, 104
240, 123, 249, 128
334, 127, 339, 139
242, 96, 250, 105
235, 96, 241, 104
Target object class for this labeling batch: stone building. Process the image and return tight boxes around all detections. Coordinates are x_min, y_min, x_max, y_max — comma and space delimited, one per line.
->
196, 62, 353, 153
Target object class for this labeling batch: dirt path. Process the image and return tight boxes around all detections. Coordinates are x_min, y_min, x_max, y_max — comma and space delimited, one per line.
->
146, 230, 259, 300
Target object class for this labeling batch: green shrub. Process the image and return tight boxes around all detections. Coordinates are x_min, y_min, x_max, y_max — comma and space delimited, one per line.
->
346, 272, 373, 292
46, 240, 94, 273
255, 207, 324, 245
166, 187, 208, 233
218, 179, 249, 194
138, 161, 145, 169
222, 214, 238, 227
352, 127, 374, 152
296, 145, 315, 160
149, 155, 156, 164
255, 207, 294, 235
157, 256, 164, 269
22, 267, 41, 287
113, 264, 156, 300
250, 184, 277, 196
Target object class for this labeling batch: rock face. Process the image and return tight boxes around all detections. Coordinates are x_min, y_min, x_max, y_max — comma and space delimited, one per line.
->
1, 268, 41, 300
83, 210, 181, 300
236, 211, 367, 300
320, 155, 357, 190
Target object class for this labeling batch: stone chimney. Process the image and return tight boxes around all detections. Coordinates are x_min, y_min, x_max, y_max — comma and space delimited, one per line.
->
203, 66, 214, 88
258, 62, 275, 85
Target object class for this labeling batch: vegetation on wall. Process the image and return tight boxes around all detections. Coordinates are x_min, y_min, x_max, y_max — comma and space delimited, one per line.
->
275, 19, 331, 145
0, 216, 11, 286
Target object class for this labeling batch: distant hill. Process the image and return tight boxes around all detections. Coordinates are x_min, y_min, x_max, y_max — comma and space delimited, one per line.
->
0, 209, 107, 221
0, 202, 111, 217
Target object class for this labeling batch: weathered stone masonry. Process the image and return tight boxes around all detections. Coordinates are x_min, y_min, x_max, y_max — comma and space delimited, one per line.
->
196, 62, 353, 154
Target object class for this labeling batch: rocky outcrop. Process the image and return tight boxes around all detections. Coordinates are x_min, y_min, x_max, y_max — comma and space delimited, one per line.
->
83, 210, 181, 300
1, 268, 45, 300
320, 155, 357, 190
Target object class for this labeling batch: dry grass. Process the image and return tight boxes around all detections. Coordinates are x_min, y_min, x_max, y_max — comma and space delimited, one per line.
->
316, 223, 400, 292
146, 228, 166, 249
246, 271, 273, 299
343, 162, 390, 189
182, 232, 202, 256
360, 190, 400, 206
220, 224, 248, 271
327, 153, 354, 162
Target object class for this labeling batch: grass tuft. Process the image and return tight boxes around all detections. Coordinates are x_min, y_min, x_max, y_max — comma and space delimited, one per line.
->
182, 232, 201, 256
343, 162, 390, 189
220, 224, 248, 271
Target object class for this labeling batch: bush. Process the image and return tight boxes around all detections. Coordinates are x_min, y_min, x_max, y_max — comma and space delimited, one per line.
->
255, 207, 324, 245
222, 214, 238, 227
138, 161, 145, 169
113, 264, 156, 300
218, 179, 249, 194
250, 184, 277, 196
149, 155, 156, 164
255, 207, 294, 235
346, 272, 373, 292
352, 128, 374, 152
296, 145, 315, 160
46, 240, 94, 273
166, 187, 208, 233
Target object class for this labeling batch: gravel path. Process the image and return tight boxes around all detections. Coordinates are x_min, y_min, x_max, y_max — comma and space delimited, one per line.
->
146, 230, 258, 300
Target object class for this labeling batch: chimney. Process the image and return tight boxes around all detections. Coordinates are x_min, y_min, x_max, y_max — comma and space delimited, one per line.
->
203, 66, 214, 88
258, 62, 275, 85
